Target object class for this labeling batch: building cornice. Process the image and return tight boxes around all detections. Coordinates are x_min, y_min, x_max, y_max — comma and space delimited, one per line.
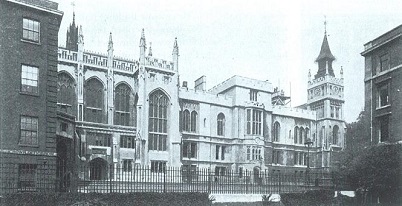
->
361, 33, 402, 56
364, 64, 402, 82
6, 0, 63, 16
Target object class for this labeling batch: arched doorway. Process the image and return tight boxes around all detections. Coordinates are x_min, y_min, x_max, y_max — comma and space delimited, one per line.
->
89, 158, 108, 180
253, 167, 262, 184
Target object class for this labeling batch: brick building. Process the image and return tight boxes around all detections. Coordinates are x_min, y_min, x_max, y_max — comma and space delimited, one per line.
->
361, 25, 402, 145
0, 0, 63, 191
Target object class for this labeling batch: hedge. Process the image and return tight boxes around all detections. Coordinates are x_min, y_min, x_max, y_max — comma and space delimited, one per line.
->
0, 192, 210, 206
280, 190, 334, 206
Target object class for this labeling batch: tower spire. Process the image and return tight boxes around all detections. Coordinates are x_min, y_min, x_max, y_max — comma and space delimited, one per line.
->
71, 1, 76, 24
314, 18, 335, 78
66, 8, 78, 51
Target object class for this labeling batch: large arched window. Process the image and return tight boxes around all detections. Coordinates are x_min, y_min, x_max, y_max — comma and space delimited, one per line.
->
217, 113, 225, 136
190, 111, 197, 132
181, 109, 197, 133
333, 125, 339, 145
273, 121, 280, 142
299, 127, 305, 144
114, 83, 133, 126
85, 78, 104, 123
57, 72, 76, 115
148, 90, 169, 151
294, 126, 299, 144
246, 109, 262, 135
182, 110, 190, 132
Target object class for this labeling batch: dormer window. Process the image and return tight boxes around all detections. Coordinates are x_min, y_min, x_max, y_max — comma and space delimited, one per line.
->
250, 90, 258, 101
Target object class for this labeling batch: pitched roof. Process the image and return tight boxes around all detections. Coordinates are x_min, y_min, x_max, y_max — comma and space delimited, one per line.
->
316, 34, 335, 62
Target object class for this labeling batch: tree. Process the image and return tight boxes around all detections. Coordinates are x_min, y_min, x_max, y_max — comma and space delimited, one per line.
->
339, 110, 371, 171
339, 110, 401, 204
347, 143, 401, 204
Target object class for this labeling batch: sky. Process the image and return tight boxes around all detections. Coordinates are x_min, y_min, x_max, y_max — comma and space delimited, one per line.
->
54, 0, 402, 123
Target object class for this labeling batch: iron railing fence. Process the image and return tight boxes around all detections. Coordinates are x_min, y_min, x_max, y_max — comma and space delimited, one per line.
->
0, 163, 58, 194
0, 162, 340, 194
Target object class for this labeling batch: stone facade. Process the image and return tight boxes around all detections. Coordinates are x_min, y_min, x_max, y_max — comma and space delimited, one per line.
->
56, 14, 346, 178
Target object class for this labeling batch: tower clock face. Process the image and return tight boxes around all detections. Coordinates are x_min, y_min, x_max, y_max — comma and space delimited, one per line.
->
254, 137, 263, 144
314, 88, 321, 95
333, 86, 339, 94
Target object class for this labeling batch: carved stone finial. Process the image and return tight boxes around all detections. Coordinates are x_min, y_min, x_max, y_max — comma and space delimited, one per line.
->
148, 42, 152, 56
173, 37, 179, 55
340, 66, 344, 79
139, 29, 146, 48
108, 32, 113, 51
78, 25, 84, 44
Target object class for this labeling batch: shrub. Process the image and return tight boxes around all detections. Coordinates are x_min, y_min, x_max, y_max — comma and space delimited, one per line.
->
345, 143, 402, 205
0, 192, 210, 206
281, 190, 333, 206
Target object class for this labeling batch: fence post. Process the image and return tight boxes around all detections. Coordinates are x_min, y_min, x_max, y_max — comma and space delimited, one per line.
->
278, 173, 281, 193
109, 164, 113, 193
246, 170, 249, 194
207, 168, 211, 194
163, 167, 167, 193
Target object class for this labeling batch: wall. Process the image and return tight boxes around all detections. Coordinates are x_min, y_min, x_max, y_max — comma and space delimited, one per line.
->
363, 33, 402, 144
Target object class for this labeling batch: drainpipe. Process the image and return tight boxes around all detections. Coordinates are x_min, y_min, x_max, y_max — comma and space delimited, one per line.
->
370, 79, 373, 144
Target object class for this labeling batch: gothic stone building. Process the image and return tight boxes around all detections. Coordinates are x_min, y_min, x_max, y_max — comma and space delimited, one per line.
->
57, 15, 346, 179
0, 0, 63, 191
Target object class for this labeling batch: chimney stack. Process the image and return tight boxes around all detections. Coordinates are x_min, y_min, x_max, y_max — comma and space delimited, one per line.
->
194, 75, 206, 91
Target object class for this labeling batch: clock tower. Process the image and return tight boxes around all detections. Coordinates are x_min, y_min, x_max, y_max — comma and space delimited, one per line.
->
307, 26, 346, 172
